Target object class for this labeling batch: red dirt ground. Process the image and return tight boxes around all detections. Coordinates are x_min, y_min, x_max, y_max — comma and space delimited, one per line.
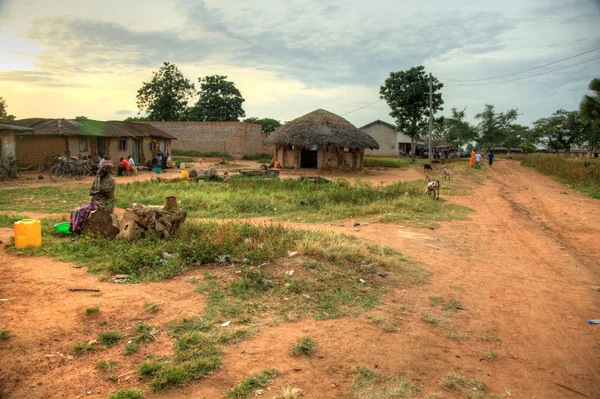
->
0, 160, 599, 399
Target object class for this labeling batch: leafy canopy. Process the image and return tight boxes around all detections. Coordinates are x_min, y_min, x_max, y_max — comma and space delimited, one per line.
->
379, 66, 444, 146
531, 109, 585, 152
136, 62, 196, 121
0, 97, 16, 121
579, 77, 600, 153
243, 117, 282, 136
437, 107, 477, 149
474, 104, 518, 150
186, 75, 245, 122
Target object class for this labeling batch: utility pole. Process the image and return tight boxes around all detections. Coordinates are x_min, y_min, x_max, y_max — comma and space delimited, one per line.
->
428, 73, 433, 163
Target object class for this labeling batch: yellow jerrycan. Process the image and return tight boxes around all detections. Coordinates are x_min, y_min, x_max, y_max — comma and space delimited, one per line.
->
14, 219, 42, 249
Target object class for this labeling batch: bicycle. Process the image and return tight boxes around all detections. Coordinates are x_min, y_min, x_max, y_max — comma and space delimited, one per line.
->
39, 154, 60, 171
0, 157, 22, 180
49, 156, 86, 182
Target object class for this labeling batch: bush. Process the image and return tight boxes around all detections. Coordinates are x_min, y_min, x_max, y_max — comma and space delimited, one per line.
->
108, 388, 143, 399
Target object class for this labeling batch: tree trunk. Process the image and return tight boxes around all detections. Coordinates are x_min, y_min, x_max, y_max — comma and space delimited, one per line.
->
118, 196, 187, 239
83, 209, 120, 238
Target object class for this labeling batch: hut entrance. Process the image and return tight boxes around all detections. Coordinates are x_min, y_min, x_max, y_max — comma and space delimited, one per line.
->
301, 146, 318, 168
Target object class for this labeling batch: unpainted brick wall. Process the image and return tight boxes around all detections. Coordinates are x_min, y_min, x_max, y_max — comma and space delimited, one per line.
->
15, 135, 68, 167
147, 122, 270, 156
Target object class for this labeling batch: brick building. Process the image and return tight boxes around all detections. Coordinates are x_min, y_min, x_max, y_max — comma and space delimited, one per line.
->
9, 118, 175, 167
146, 121, 270, 157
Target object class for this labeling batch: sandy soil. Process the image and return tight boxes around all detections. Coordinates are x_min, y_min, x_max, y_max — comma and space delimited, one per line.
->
0, 160, 599, 399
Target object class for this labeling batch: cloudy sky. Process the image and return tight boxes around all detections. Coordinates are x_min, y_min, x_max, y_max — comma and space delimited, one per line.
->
0, 0, 599, 127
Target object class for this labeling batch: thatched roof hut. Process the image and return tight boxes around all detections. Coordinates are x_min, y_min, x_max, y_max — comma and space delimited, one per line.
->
265, 109, 379, 169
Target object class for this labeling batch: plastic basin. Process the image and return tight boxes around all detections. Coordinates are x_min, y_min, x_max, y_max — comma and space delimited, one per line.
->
54, 222, 71, 235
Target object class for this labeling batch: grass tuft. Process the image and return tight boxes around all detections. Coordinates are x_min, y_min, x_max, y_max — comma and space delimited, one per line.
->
73, 341, 94, 354
85, 306, 99, 315
107, 388, 143, 399
0, 329, 12, 340
99, 331, 122, 347
0, 214, 31, 227
97, 359, 118, 372
144, 301, 161, 313
290, 336, 315, 356
123, 343, 141, 355
227, 367, 279, 399
348, 366, 420, 398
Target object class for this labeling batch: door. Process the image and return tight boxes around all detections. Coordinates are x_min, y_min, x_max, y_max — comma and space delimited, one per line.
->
300, 147, 318, 168
97, 138, 107, 158
133, 139, 141, 163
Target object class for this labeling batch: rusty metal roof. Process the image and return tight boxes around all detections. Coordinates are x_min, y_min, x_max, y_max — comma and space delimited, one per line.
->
0, 122, 33, 131
9, 118, 176, 139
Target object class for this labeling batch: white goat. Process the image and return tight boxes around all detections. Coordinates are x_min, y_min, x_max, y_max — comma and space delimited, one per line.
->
424, 176, 440, 200
442, 168, 453, 181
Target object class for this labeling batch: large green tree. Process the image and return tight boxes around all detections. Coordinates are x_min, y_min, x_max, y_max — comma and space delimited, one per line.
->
502, 124, 528, 149
243, 117, 282, 136
579, 77, 600, 156
531, 109, 585, 154
186, 75, 245, 121
379, 66, 443, 157
136, 62, 196, 121
0, 97, 16, 121
437, 107, 477, 149
474, 104, 519, 151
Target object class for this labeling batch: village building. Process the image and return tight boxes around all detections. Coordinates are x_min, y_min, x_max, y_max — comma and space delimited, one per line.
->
359, 120, 414, 156
265, 109, 379, 169
8, 118, 175, 167
0, 123, 32, 163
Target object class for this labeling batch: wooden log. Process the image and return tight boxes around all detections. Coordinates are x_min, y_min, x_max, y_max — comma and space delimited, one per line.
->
118, 197, 186, 238
68, 288, 100, 292
83, 209, 120, 238
266, 169, 280, 178
240, 169, 267, 176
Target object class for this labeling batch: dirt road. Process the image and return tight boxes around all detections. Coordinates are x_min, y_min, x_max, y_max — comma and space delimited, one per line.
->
0, 160, 598, 398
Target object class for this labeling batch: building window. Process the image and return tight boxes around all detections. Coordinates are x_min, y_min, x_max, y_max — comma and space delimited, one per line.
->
119, 138, 127, 151
344, 147, 351, 152
79, 139, 88, 151
150, 141, 157, 151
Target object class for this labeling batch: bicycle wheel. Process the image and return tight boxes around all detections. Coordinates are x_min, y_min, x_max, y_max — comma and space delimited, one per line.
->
72, 163, 86, 180
49, 164, 65, 182
10, 161, 21, 178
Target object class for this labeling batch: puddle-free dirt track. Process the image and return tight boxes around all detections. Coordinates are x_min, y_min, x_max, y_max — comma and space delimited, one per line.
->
1, 160, 598, 399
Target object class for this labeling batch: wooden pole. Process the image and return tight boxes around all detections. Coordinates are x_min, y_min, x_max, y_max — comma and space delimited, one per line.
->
428, 73, 433, 163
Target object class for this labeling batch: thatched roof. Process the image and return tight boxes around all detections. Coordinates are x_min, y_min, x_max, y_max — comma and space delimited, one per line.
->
265, 109, 379, 150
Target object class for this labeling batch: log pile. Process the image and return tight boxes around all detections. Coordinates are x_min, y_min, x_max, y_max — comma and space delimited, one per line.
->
119, 196, 187, 239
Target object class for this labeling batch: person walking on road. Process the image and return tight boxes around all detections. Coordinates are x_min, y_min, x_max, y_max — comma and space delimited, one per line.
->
488, 151, 494, 168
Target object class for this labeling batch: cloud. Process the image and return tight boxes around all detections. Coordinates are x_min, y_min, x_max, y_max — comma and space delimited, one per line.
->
115, 109, 134, 115
0, 70, 82, 87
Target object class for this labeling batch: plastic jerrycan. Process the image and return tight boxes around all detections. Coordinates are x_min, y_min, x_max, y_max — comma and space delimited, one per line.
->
14, 219, 42, 249
181, 169, 189, 179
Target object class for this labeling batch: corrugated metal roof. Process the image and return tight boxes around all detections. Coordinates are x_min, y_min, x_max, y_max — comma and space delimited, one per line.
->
9, 118, 176, 139
0, 122, 33, 131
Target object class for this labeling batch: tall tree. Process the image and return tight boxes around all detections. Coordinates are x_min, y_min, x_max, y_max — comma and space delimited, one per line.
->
579, 77, 600, 156
243, 117, 282, 136
474, 104, 518, 150
186, 75, 245, 121
379, 66, 443, 157
531, 109, 585, 154
0, 97, 16, 121
438, 107, 477, 149
502, 124, 528, 149
136, 62, 196, 121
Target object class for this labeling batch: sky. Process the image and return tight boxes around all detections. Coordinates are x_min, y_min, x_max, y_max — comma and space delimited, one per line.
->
0, 0, 599, 128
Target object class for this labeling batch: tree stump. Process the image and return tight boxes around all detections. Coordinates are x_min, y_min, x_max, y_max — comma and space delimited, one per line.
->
83, 209, 120, 238
118, 196, 187, 239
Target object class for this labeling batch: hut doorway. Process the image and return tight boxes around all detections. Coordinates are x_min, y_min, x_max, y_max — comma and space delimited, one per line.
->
301, 146, 318, 168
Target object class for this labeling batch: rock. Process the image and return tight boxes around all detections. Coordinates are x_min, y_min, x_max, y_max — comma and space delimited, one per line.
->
162, 252, 173, 259
359, 278, 366, 283
188, 169, 198, 178
220, 321, 231, 327
113, 274, 130, 279
264, 280, 274, 288
216, 255, 231, 263
285, 270, 295, 276
353, 222, 360, 227
287, 251, 298, 257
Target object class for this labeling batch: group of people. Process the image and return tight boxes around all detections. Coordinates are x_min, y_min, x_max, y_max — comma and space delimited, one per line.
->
146, 152, 173, 170
469, 150, 494, 168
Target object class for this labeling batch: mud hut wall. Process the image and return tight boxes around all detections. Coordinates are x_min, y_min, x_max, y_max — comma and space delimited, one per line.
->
67, 136, 96, 159
146, 122, 266, 157
362, 123, 395, 157
15, 135, 68, 167
0, 130, 17, 161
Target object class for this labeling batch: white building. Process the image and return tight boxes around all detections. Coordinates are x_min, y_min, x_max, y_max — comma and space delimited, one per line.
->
359, 120, 414, 156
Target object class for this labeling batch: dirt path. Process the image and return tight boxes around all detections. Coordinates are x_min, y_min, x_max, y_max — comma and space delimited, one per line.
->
1, 160, 598, 399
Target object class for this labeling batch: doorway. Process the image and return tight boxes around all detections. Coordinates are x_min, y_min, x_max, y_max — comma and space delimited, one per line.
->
301, 146, 318, 168
133, 139, 141, 163
97, 138, 107, 158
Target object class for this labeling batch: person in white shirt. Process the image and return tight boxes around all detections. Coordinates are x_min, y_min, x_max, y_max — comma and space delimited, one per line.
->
475, 152, 482, 163
98, 155, 109, 169
127, 155, 135, 168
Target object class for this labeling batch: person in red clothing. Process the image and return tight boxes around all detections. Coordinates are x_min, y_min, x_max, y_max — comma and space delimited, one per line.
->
118, 157, 130, 176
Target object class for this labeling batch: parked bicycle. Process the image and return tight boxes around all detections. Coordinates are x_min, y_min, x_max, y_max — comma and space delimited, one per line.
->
0, 156, 22, 180
49, 156, 87, 182
39, 154, 61, 171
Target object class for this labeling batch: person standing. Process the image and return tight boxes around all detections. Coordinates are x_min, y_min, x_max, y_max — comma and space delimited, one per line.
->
488, 151, 494, 168
90, 163, 116, 213
475, 151, 482, 168
469, 150, 476, 168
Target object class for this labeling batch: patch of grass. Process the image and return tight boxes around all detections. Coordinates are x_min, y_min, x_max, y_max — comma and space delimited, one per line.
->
348, 366, 421, 398
366, 315, 399, 332
482, 347, 497, 360
172, 149, 229, 158
144, 301, 161, 313
0, 184, 89, 213
507, 352, 518, 359
135, 323, 155, 343
115, 177, 471, 226
273, 387, 302, 399
0, 329, 12, 340
99, 331, 122, 347
96, 359, 118, 372
428, 296, 464, 312
429, 296, 444, 307
73, 341, 94, 354
440, 371, 488, 396
290, 336, 315, 356
522, 154, 600, 199
364, 157, 416, 168
482, 331, 501, 342
227, 367, 279, 399
107, 388, 143, 399
123, 343, 141, 355
242, 153, 273, 163
85, 306, 99, 315
0, 214, 30, 227
421, 312, 440, 324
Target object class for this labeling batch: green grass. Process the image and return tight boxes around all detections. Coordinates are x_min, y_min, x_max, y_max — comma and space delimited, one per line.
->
0, 184, 89, 213
440, 371, 488, 397
107, 388, 143, 399
364, 157, 416, 168
73, 341, 94, 354
366, 315, 399, 332
85, 306, 99, 315
242, 153, 273, 163
172, 149, 230, 158
0, 214, 30, 227
348, 366, 421, 399
99, 331, 122, 347
290, 336, 315, 356
522, 154, 600, 199
227, 367, 279, 399
123, 343, 141, 355
96, 359, 118, 372
421, 312, 440, 324
144, 302, 161, 313
0, 329, 12, 340
116, 177, 471, 225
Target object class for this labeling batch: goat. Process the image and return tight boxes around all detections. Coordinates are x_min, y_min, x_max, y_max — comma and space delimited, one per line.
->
424, 176, 440, 200
442, 168, 453, 180
424, 164, 433, 171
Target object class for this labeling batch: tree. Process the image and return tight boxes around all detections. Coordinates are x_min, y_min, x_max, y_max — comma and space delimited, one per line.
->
379, 66, 443, 157
474, 104, 518, 151
531, 109, 585, 154
124, 116, 149, 122
0, 97, 16, 121
579, 77, 600, 156
75, 116, 89, 121
186, 75, 245, 121
136, 62, 196, 121
243, 117, 282, 136
502, 124, 528, 149
437, 107, 477, 149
